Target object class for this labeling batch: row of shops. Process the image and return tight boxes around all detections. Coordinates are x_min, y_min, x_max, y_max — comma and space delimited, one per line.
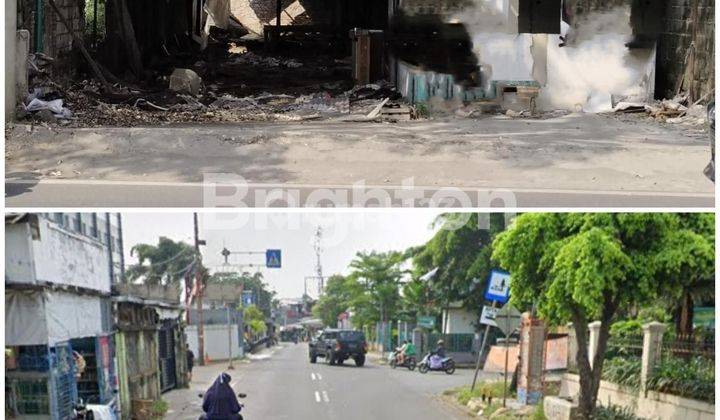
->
5, 214, 190, 420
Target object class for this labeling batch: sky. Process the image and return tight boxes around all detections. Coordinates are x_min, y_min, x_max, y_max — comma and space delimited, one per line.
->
121, 211, 446, 299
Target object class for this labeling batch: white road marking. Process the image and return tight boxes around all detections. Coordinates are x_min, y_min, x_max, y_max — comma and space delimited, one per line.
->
311, 373, 316, 381
316, 373, 322, 380
322, 391, 330, 403
314, 391, 321, 403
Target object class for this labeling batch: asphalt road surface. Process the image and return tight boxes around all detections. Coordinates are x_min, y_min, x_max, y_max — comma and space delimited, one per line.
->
165, 344, 486, 420
5, 179, 714, 208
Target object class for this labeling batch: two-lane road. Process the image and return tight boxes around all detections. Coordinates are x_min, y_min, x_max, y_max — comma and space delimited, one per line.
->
167, 344, 489, 420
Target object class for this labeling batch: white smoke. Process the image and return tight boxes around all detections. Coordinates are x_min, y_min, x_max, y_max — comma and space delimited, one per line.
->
538, 6, 656, 112
451, 1, 656, 112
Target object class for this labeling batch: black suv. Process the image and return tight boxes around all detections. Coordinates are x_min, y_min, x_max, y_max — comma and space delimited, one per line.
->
309, 329, 367, 367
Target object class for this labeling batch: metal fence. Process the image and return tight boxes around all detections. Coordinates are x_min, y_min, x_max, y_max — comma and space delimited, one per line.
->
425, 333, 475, 354
606, 333, 644, 360
661, 332, 715, 360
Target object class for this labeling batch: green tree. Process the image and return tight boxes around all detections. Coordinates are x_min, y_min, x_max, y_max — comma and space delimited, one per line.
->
243, 304, 267, 336
348, 251, 406, 326
125, 237, 200, 286
492, 213, 714, 418
654, 213, 715, 335
312, 274, 364, 327
412, 213, 507, 330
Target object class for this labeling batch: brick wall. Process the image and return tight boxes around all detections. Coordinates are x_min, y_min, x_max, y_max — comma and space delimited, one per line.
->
657, 0, 714, 100
17, 0, 85, 76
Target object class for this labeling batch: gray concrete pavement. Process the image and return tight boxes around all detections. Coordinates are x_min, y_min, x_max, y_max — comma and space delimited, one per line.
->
5, 114, 714, 208
164, 343, 492, 420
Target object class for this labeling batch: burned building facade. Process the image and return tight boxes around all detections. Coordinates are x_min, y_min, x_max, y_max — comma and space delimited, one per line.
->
4, 0, 714, 122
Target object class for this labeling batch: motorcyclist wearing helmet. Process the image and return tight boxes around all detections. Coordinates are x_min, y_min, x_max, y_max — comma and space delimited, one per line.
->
201, 373, 242, 420
433, 340, 446, 358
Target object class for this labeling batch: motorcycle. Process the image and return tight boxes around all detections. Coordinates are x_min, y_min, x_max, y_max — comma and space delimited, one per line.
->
388, 348, 417, 370
73, 399, 95, 420
198, 392, 247, 420
417, 353, 455, 375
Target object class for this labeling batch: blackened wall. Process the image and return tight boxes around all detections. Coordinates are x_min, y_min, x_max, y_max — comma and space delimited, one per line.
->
17, 0, 85, 75
568, 0, 714, 100
656, 0, 714, 101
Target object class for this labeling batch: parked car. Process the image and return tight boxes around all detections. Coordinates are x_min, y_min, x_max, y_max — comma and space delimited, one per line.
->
309, 329, 367, 367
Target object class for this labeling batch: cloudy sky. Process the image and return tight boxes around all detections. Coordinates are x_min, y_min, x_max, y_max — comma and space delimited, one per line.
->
121, 211, 447, 299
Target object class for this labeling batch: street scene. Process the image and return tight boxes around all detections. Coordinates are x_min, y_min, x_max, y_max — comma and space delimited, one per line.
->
3, 0, 716, 207
4, 212, 715, 419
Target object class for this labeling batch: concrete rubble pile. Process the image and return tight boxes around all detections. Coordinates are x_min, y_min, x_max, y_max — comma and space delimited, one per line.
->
614, 94, 710, 126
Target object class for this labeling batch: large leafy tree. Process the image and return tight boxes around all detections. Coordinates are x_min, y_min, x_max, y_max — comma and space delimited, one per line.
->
653, 213, 715, 335
312, 274, 364, 327
412, 213, 507, 330
349, 251, 406, 326
125, 237, 200, 286
492, 213, 714, 418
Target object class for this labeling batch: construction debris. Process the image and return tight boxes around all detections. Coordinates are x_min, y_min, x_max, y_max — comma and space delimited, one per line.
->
169, 69, 202, 96
614, 95, 709, 126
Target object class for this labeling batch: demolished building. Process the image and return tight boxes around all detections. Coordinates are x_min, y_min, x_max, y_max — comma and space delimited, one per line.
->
4, 0, 714, 123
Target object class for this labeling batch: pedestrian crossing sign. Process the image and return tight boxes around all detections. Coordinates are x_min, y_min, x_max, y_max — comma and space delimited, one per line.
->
266, 249, 282, 268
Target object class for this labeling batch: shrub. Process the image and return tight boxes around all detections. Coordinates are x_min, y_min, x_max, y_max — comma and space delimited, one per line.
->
452, 382, 510, 406
602, 357, 641, 390
591, 404, 643, 420
151, 399, 168, 419
647, 356, 714, 403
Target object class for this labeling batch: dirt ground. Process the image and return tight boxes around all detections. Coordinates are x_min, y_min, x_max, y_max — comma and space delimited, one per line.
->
6, 112, 713, 197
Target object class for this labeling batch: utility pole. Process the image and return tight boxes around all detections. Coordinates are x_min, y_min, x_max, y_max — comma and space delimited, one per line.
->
227, 303, 234, 370
194, 213, 206, 366
313, 226, 324, 294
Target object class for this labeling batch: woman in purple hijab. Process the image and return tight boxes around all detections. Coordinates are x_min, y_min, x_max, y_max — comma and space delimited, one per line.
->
201, 373, 242, 420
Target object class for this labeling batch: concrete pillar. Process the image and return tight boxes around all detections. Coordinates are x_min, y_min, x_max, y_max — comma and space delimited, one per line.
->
566, 323, 577, 372
412, 327, 424, 354
518, 314, 546, 405
641, 322, 666, 392
588, 321, 601, 369
16, 30, 30, 104
5, 0, 17, 121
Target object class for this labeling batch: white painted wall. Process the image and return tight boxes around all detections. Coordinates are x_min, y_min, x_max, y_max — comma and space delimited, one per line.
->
187, 324, 244, 362
5, 223, 35, 283
31, 218, 111, 293
561, 374, 715, 420
442, 308, 477, 334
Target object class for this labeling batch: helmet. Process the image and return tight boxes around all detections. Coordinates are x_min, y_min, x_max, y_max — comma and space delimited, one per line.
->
437, 340, 445, 345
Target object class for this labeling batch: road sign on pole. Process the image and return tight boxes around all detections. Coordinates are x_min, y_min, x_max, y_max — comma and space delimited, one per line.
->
480, 305, 499, 327
485, 269, 511, 303
495, 304, 522, 337
417, 315, 435, 329
242, 290, 255, 307
495, 303, 522, 408
266, 249, 282, 268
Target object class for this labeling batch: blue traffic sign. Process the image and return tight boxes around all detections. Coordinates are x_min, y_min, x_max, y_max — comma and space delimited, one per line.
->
242, 290, 255, 306
266, 249, 282, 268
484, 269, 511, 303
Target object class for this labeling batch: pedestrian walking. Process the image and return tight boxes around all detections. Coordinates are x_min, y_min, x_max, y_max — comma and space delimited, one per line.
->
187, 344, 195, 383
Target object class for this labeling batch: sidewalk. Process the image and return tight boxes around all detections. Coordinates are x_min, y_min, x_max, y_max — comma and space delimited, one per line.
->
163, 345, 282, 420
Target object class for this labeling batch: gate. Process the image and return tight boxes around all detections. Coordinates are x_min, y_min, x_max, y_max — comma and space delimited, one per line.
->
158, 320, 177, 392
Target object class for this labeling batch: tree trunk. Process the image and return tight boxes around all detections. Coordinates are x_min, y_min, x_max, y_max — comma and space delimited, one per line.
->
571, 315, 595, 419
676, 292, 694, 337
